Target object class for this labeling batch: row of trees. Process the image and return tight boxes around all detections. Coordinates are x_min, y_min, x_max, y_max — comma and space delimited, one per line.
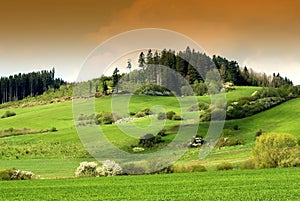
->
212, 55, 293, 87
0, 68, 65, 103
134, 48, 293, 91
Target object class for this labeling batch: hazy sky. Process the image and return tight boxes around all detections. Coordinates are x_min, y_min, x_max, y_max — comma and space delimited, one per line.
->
0, 0, 300, 84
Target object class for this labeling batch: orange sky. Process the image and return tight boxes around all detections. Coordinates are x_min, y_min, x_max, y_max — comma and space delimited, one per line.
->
0, 0, 300, 83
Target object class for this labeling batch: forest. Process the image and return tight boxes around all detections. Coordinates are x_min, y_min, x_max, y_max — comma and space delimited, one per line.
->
0, 68, 65, 104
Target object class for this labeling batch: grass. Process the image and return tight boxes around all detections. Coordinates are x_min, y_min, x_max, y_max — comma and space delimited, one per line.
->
1, 168, 300, 200
1, 86, 299, 178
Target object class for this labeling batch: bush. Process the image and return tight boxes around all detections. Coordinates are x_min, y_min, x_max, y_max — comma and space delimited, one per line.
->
75, 162, 98, 177
141, 108, 153, 115
96, 112, 120, 125
216, 137, 245, 148
172, 114, 182, 121
0, 169, 13, 180
75, 160, 123, 177
139, 134, 156, 148
129, 111, 136, 116
0, 169, 36, 180
166, 111, 176, 120
240, 159, 256, 170
157, 112, 166, 120
157, 129, 167, 136
255, 129, 263, 137
1, 111, 16, 119
135, 111, 146, 118
216, 162, 233, 171
253, 133, 298, 168
10, 170, 36, 180
139, 133, 163, 148
171, 164, 207, 173
97, 160, 123, 176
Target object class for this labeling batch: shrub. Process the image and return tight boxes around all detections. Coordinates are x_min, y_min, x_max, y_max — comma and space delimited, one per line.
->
135, 111, 146, 118
141, 108, 153, 115
216, 162, 233, 171
216, 137, 245, 148
1, 111, 16, 119
240, 159, 256, 170
129, 111, 136, 116
157, 112, 166, 120
255, 129, 263, 137
172, 114, 182, 121
96, 112, 121, 125
97, 160, 123, 176
0, 169, 13, 180
75, 162, 98, 177
139, 133, 163, 148
139, 134, 156, 148
0, 169, 36, 180
253, 133, 298, 168
171, 164, 207, 173
157, 129, 167, 136
50, 127, 58, 132
166, 111, 176, 120
10, 170, 36, 180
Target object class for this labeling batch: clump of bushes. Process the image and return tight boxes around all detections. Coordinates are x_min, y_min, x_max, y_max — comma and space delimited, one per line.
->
96, 112, 121, 125
0, 169, 37, 180
75, 161, 98, 177
216, 137, 245, 148
134, 84, 174, 96
157, 111, 182, 121
134, 111, 146, 118
75, 160, 123, 177
170, 163, 207, 173
172, 114, 182, 120
216, 162, 234, 171
187, 102, 209, 112
157, 129, 167, 136
166, 111, 176, 120
157, 112, 166, 120
1, 111, 16, 119
139, 133, 163, 148
253, 133, 300, 168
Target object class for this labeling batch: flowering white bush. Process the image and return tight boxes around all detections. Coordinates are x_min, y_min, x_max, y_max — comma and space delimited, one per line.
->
97, 160, 123, 176
10, 170, 36, 180
132, 147, 145, 152
75, 161, 98, 177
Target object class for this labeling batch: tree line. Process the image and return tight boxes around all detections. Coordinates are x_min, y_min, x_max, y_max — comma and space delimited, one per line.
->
137, 47, 293, 88
0, 68, 65, 103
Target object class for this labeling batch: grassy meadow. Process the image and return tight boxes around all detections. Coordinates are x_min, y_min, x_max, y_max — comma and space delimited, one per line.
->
1, 86, 300, 178
1, 86, 300, 200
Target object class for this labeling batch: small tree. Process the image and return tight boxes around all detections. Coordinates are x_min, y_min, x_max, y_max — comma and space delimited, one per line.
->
253, 133, 298, 168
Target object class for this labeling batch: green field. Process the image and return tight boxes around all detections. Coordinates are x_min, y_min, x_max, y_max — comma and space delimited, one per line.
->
1, 168, 300, 200
0, 86, 299, 179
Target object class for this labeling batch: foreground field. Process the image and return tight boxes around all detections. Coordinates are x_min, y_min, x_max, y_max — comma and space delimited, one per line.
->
1, 168, 300, 200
